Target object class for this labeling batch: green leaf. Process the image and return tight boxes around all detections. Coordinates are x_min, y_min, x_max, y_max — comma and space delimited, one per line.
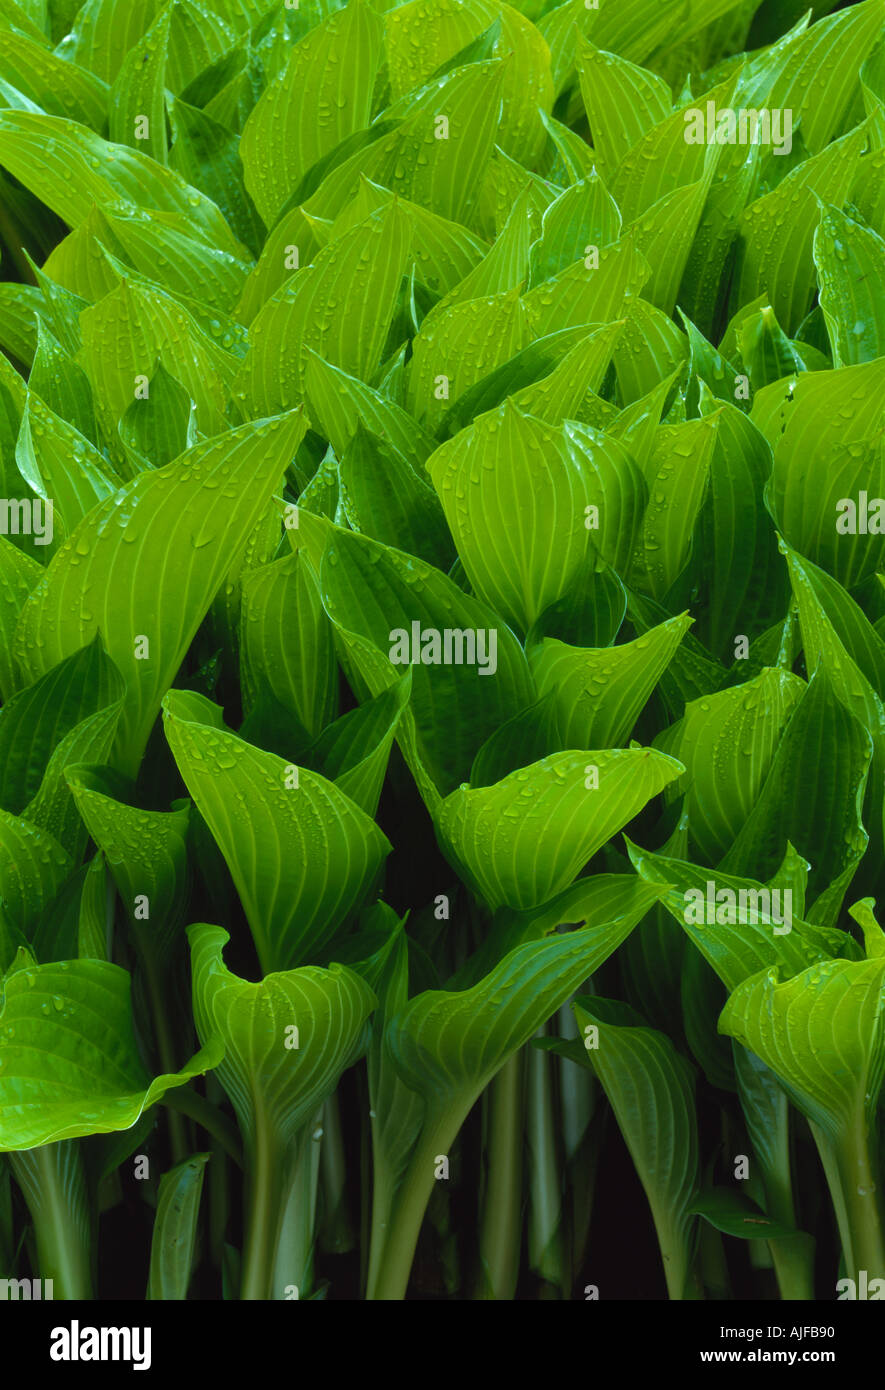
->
237, 201, 412, 415
731, 1038, 809, 1263
736, 304, 817, 390
528, 556, 626, 649
371, 905, 634, 1297
625, 179, 713, 318
693, 388, 786, 660
66, 766, 191, 964
305, 676, 411, 819
760, 357, 885, 590
463, 872, 669, 989
241, 0, 385, 226
164, 0, 239, 94
782, 542, 885, 745
0, 813, 72, 940
15, 397, 117, 549
97, 204, 252, 314
733, 122, 868, 333
383, 0, 552, 166
147, 1153, 210, 1301
414, 184, 522, 308
558, 996, 700, 1299
163, 691, 392, 972
0, 28, 108, 129
0, 636, 121, 816
435, 747, 684, 912
23, 699, 124, 860
0, 537, 42, 702
666, 667, 805, 863
78, 279, 238, 448
814, 202, 885, 367
239, 549, 339, 743
626, 839, 857, 995
689, 1187, 803, 1241
188, 920, 376, 1161
304, 518, 536, 799
522, 232, 649, 339
168, 96, 264, 258
117, 362, 195, 471
511, 322, 625, 426
529, 613, 692, 749
367, 925, 424, 1214
28, 319, 97, 445
677, 139, 761, 337
59, 0, 170, 84
576, 38, 671, 179
613, 298, 688, 405
626, 589, 726, 715
337, 426, 455, 571
307, 60, 505, 228
406, 289, 530, 431
386, 922, 641, 1115
582, 0, 747, 68
720, 668, 873, 922
303, 352, 439, 476
538, 108, 597, 184
618, 815, 688, 1038
436, 323, 606, 438
742, 0, 885, 156
562, 420, 648, 576
0, 951, 222, 1150
468, 691, 559, 788
0, 282, 42, 366
14, 411, 308, 776
528, 174, 622, 286
720, 953, 885, 1147
109, 4, 172, 162
0, 0, 51, 45
0, 110, 245, 257
39, 207, 118, 304
428, 400, 593, 635
637, 414, 720, 600
610, 74, 734, 223
478, 145, 560, 238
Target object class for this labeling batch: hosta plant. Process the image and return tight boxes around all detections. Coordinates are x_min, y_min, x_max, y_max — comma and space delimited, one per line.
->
0, 0, 883, 1305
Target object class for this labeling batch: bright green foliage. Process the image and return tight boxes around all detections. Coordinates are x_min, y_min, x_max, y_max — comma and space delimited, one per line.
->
0, 0, 882, 1311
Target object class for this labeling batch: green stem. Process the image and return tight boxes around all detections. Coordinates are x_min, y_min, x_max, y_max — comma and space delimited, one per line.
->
359, 1070, 375, 1297
138, 950, 188, 1164
768, 1235, 816, 1299
526, 1029, 569, 1297
368, 1104, 463, 1300
734, 1042, 815, 1298
9, 1143, 94, 1299
240, 1112, 289, 1301
272, 1118, 322, 1299
813, 1115, 885, 1284
366, 1148, 398, 1299
476, 1054, 524, 1299
696, 1221, 729, 1300
760, 1116, 815, 1300
557, 1000, 598, 1283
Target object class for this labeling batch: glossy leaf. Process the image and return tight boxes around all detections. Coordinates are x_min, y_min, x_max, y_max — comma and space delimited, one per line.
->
14, 412, 308, 776
164, 691, 391, 972
0, 950, 222, 1150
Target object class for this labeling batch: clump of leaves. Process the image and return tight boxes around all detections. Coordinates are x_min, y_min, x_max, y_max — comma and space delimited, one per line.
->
0, 0, 883, 1306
